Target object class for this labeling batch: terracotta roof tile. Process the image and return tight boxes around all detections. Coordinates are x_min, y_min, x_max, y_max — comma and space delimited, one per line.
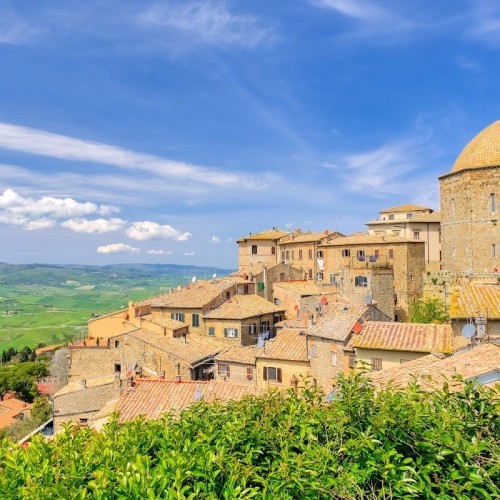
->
379, 204, 433, 213
136, 279, 235, 309
308, 299, 369, 342
368, 341, 500, 391
216, 345, 258, 364
142, 314, 187, 330
279, 231, 343, 244
117, 380, 264, 422
256, 328, 308, 361
203, 294, 285, 320
450, 284, 500, 319
273, 281, 337, 296
353, 322, 456, 354
0, 398, 32, 429
236, 229, 290, 243
320, 234, 421, 246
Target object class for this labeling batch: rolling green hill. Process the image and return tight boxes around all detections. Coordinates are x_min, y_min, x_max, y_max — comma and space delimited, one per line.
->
0, 263, 232, 351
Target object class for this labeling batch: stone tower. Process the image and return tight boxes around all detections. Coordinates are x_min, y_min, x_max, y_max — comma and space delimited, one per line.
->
439, 121, 500, 272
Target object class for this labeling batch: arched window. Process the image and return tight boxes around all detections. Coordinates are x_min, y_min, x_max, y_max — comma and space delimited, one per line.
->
490, 193, 496, 214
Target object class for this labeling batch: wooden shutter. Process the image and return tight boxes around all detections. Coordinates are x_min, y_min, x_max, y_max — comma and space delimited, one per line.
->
224, 328, 228, 337
277, 368, 282, 383
170, 313, 175, 319
226, 365, 230, 377
234, 328, 238, 338
371, 358, 382, 371
246, 367, 253, 381
263, 367, 268, 381
217, 363, 221, 375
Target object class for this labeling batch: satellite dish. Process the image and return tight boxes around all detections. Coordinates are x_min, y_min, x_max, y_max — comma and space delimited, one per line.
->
364, 295, 372, 305
462, 324, 476, 338
212, 273, 217, 279
275, 298, 281, 305
192, 276, 197, 283
194, 387, 202, 401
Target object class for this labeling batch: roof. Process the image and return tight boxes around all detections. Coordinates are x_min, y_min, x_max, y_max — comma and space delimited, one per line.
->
368, 211, 441, 225
451, 121, 500, 173
256, 328, 308, 362
275, 314, 310, 329
216, 344, 258, 364
353, 322, 458, 354
279, 231, 343, 244
0, 398, 32, 429
35, 344, 64, 356
135, 279, 235, 309
450, 284, 500, 319
320, 233, 422, 247
368, 341, 500, 391
141, 314, 187, 330
273, 281, 337, 296
236, 228, 289, 243
126, 329, 227, 365
53, 375, 116, 398
203, 294, 285, 320
379, 204, 433, 213
307, 299, 369, 342
117, 379, 264, 422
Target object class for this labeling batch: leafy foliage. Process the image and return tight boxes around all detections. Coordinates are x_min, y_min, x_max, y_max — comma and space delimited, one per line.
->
409, 297, 449, 324
0, 361, 49, 402
0, 374, 498, 498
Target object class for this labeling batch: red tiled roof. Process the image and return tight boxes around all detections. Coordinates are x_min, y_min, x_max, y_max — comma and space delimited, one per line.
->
450, 284, 500, 319
117, 379, 263, 422
256, 328, 308, 362
0, 398, 32, 429
353, 322, 456, 354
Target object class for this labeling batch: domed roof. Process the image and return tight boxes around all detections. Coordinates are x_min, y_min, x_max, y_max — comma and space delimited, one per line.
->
452, 121, 500, 173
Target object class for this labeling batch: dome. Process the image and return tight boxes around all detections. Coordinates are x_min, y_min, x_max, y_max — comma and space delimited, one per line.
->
451, 121, 500, 173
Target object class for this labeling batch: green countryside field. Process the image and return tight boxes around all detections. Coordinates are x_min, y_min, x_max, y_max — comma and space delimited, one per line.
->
0, 263, 232, 351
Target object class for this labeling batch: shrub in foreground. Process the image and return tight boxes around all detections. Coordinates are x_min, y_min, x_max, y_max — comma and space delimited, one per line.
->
0, 374, 498, 499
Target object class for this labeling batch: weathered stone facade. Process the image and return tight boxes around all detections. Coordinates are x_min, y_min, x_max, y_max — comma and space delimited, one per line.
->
440, 166, 499, 272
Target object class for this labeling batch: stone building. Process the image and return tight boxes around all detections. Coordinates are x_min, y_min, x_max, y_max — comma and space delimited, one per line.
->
439, 120, 499, 273
237, 228, 289, 272
215, 345, 259, 386
366, 204, 441, 271
320, 234, 425, 321
277, 229, 343, 281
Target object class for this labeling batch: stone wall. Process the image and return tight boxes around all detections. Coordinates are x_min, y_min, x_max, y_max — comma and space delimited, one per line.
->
440, 166, 499, 272
214, 361, 256, 386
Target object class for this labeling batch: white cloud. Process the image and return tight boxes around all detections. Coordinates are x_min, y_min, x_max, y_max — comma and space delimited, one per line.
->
0, 123, 268, 189
138, 1, 272, 48
127, 221, 191, 241
97, 243, 140, 254
312, 0, 389, 22
24, 218, 56, 231
210, 236, 221, 244
464, 0, 500, 45
147, 249, 173, 255
184, 251, 195, 256
62, 218, 126, 234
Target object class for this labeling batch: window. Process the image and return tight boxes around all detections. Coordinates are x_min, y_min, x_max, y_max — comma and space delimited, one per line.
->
79, 418, 89, 426
331, 351, 337, 366
192, 314, 199, 327
263, 366, 282, 382
251, 245, 258, 255
208, 327, 215, 336
308, 249, 313, 259
261, 321, 270, 333
311, 344, 318, 358
357, 250, 365, 261
291, 250, 295, 260
274, 314, 283, 323
226, 291, 231, 299
388, 249, 394, 259
298, 249, 303, 259
329, 274, 337, 285
257, 282, 265, 291
224, 328, 238, 338
407, 213, 413, 219
316, 272, 324, 281
342, 249, 351, 257
371, 358, 382, 371
317, 250, 324, 258
354, 276, 368, 287
114, 340, 120, 349
493, 244, 497, 259
246, 367, 254, 381
171, 312, 185, 322
218, 363, 230, 377
272, 246, 276, 255
249, 324, 257, 335
491, 193, 497, 214
308, 269, 313, 279
280, 272, 285, 281
243, 284, 249, 294
413, 231, 420, 240
114, 363, 122, 373
388, 214, 395, 220
281, 251, 285, 260
285, 250, 290, 260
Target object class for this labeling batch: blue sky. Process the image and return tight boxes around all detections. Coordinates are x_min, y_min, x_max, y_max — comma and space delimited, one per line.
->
0, 0, 499, 268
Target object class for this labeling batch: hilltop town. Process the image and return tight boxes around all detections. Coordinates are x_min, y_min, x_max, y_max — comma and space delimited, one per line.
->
3, 121, 499, 437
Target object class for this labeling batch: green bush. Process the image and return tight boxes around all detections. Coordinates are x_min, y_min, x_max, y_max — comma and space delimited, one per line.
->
0, 374, 498, 498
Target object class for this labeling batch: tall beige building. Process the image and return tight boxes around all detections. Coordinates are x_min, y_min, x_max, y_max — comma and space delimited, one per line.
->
237, 228, 289, 272
439, 121, 499, 272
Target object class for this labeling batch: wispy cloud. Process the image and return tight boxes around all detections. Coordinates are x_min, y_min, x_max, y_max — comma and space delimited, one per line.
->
210, 236, 221, 244
62, 218, 126, 234
464, 0, 500, 45
147, 249, 173, 255
97, 243, 140, 254
0, 123, 269, 190
184, 251, 195, 256
137, 1, 273, 49
126, 221, 191, 241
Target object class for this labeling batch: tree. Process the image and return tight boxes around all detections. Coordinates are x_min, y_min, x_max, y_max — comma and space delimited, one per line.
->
409, 297, 449, 323
0, 362, 49, 401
